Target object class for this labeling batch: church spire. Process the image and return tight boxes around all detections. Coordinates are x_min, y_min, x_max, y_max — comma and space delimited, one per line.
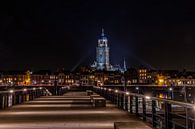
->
123, 58, 127, 72
101, 28, 105, 37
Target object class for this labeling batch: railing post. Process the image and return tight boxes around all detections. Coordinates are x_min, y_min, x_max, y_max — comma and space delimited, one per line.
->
125, 95, 128, 110
164, 102, 172, 129
110, 91, 112, 101
186, 107, 189, 129
15, 94, 19, 104
5, 95, 7, 108
110, 91, 112, 102
118, 93, 121, 108
117, 93, 119, 107
130, 95, 133, 113
142, 97, 146, 121
123, 94, 126, 110
0, 95, 3, 109
114, 93, 116, 104
119, 94, 122, 108
1, 95, 4, 108
135, 96, 139, 116
121, 94, 124, 109
123, 94, 125, 110
127, 96, 130, 112
12, 94, 15, 105
152, 100, 157, 128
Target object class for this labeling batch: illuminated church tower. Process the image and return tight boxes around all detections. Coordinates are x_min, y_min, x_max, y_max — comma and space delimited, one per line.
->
96, 29, 110, 70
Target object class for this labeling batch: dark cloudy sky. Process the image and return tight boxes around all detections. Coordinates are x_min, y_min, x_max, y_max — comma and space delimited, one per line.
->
0, 0, 195, 71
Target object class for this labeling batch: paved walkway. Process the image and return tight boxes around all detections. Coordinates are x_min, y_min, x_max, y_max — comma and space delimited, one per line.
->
0, 92, 152, 129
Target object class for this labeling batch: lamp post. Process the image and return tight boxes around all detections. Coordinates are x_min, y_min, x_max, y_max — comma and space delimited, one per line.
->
169, 87, 174, 100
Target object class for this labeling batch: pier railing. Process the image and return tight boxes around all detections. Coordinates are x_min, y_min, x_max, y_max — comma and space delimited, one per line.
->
93, 86, 195, 129
0, 87, 47, 109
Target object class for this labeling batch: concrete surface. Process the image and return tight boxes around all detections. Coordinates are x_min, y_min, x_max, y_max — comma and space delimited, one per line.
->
0, 92, 152, 129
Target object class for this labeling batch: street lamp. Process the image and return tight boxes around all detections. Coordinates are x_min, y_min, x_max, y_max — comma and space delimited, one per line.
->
168, 87, 174, 100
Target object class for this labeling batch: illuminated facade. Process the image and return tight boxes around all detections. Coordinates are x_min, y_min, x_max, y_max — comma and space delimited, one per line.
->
91, 29, 127, 72
138, 68, 148, 83
96, 29, 110, 70
0, 71, 32, 86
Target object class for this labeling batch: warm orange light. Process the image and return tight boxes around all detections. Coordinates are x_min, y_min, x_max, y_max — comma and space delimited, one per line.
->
157, 75, 167, 86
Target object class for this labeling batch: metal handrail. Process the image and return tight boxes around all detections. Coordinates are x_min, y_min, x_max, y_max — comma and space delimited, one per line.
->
0, 87, 44, 94
94, 86, 195, 129
94, 86, 195, 109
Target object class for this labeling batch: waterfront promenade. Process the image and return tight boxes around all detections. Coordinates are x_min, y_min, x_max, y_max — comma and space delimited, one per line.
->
0, 91, 151, 129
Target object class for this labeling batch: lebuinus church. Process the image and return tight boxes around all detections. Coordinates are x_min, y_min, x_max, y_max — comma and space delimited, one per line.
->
91, 29, 127, 73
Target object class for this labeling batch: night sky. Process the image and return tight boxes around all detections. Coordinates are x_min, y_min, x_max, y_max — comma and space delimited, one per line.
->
0, 0, 195, 71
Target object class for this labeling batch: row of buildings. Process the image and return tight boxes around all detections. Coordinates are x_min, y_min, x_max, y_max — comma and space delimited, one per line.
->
0, 67, 195, 86
1, 30, 195, 87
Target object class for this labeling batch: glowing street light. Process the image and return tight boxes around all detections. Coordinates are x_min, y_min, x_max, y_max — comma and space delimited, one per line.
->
115, 90, 118, 93
126, 92, 129, 95
23, 88, 27, 92
33, 88, 36, 91
9, 89, 14, 93
136, 87, 139, 90
108, 89, 111, 91
169, 87, 173, 91
39, 87, 42, 90
145, 96, 151, 100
